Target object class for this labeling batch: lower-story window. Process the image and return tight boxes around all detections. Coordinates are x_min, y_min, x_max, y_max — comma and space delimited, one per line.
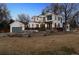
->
58, 23, 60, 28
32, 24, 34, 27
55, 23, 56, 28
36, 24, 39, 28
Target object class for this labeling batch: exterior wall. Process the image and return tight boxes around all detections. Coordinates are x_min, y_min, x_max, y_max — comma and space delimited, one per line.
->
10, 26, 12, 33
52, 23, 55, 28
10, 21, 25, 32
32, 16, 41, 22
45, 14, 63, 28
32, 15, 45, 23
52, 15, 63, 28
28, 22, 40, 28
45, 24, 47, 28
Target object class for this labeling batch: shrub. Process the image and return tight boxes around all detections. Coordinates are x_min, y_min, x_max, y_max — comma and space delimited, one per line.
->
8, 33, 23, 37
27, 34, 31, 37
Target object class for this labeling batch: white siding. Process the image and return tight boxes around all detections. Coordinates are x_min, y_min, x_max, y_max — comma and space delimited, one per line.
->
45, 24, 47, 28
10, 21, 25, 32
28, 22, 40, 28
31, 13, 64, 29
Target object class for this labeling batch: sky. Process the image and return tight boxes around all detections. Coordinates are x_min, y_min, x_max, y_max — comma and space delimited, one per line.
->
7, 3, 50, 20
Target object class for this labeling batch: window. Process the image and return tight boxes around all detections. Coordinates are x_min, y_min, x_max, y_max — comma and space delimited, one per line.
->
55, 15, 56, 20
43, 17, 45, 22
28, 24, 30, 27
32, 24, 34, 27
43, 17, 45, 20
36, 24, 39, 28
55, 23, 56, 28
58, 23, 60, 28
58, 17, 61, 21
37, 18, 38, 20
47, 15, 52, 20
61, 18, 62, 23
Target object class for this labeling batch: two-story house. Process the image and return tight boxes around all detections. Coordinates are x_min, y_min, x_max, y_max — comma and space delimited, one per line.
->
28, 13, 65, 31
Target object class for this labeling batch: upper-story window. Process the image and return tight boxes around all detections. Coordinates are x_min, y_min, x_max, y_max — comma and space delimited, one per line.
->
58, 17, 61, 21
47, 15, 52, 20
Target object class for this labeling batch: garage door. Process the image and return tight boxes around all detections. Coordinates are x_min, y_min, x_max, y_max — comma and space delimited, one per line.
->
12, 27, 22, 33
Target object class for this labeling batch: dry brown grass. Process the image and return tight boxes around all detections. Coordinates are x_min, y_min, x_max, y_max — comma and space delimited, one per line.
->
0, 32, 79, 55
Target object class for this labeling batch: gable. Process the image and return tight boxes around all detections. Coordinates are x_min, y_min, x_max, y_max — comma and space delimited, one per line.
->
10, 21, 25, 27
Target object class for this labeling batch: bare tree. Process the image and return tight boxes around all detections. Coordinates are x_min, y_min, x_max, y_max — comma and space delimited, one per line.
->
0, 3, 11, 32
42, 3, 78, 29
42, 3, 78, 21
61, 3, 78, 22
69, 11, 79, 28
17, 14, 30, 24
41, 3, 63, 15
50, 3, 63, 15
0, 3, 11, 23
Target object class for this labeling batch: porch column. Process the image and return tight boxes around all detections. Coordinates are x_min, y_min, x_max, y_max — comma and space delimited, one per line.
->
45, 24, 47, 28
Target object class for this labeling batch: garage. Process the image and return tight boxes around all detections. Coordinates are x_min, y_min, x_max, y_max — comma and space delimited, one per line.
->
10, 21, 25, 33
12, 27, 22, 33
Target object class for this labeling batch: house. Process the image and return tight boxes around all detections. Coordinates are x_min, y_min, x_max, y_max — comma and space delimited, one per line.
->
10, 21, 25, 33
28, 13, 65, 31
10, 13, 69, 33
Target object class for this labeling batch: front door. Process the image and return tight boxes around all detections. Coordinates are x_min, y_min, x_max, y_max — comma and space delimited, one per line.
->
47, 22, 52, 30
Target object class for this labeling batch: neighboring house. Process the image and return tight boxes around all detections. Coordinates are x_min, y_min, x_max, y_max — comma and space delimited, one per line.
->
10, 21, 25, 33
28, 13, 64, 31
